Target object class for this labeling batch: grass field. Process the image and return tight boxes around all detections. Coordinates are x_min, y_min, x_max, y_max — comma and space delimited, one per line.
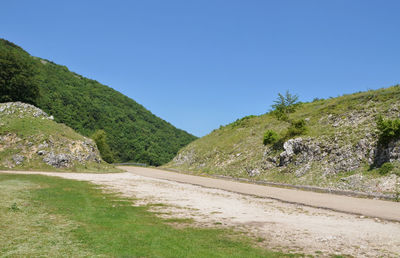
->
0, 173, 297, 257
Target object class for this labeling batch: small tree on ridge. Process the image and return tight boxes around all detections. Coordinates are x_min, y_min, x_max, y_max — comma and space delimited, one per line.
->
271, 91, 300, 121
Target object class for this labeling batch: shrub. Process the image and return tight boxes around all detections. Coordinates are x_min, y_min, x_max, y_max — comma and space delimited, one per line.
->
262, 120, 307, 148
376, 116, 400, 145
379, 162, 394, 175
263, 130, 279, 145
91, 130, 114, 163
10, 202, 19, 212
285, 119, 307, 138
231, 115, 256, 128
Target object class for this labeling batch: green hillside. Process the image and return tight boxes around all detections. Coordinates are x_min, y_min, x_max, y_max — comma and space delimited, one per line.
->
0, 39, 197, 165
0, 102, 117, 172
166, 86, 400, 195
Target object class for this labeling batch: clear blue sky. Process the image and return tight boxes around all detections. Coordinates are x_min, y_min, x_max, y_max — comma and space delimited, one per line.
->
1, 1, 399, 136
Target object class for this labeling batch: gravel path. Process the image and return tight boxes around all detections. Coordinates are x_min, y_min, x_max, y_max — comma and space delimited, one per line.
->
2, 168, 400, 257
122, 166, 400, 222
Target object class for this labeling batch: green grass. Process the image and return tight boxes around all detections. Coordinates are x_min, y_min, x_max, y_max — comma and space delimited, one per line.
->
0, 173, 297, 257
0, 116, 82, 141
0, 161, 122, 173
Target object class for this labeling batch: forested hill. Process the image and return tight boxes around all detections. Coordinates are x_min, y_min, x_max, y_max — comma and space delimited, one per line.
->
0, 39, 197, 165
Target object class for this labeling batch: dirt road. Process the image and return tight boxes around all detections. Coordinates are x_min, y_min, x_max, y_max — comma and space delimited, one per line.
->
2, 168, 400, 256
121, 166, 400, 222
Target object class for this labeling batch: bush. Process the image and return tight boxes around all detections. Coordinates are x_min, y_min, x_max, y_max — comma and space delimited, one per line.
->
376, 116, 400, 145
263, 130, 279, 145
285, 119, 307, 138
379, 162, 394, 175
262, 120, 307, 148
91, 130, 114, 163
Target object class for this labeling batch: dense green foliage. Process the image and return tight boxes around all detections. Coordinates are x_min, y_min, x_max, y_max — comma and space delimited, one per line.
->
91, 130, 115, 163
262, 120, 307, 148
0, 174, 290, 257
378, 162, 394, 175
0, 39, 40, 105
263, 130, 279, 145
285, 119, 307, 139
376, 116, 400, 145
0, 39, 197, 165
271, 91, 300, 121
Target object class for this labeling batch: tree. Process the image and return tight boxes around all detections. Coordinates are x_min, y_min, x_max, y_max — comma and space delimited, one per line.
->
0, 48, 40, 105
91, 130, 115, 163
271, 91, 300, 121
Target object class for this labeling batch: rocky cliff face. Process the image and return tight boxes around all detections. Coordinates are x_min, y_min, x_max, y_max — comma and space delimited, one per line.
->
273, 136, 376, 176
0, 102, 103, 170
166, 86, 400, 195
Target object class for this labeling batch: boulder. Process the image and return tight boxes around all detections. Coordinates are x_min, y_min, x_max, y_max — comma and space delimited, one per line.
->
294, 163, 311, 177
12, 155, 24, 165
43, 152, 71, 168
373, 139, 400, 167
247, 168, 260, 177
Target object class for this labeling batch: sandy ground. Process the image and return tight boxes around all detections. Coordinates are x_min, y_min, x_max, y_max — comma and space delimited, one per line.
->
2, 170, 400, 257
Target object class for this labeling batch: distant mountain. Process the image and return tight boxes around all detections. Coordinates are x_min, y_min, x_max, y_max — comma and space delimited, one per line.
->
0, 39, 197, 165
166, 86, 400, 195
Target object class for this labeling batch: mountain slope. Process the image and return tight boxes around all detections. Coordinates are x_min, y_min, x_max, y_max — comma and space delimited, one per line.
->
166, 86, 400, 195
0, 39, 197, 165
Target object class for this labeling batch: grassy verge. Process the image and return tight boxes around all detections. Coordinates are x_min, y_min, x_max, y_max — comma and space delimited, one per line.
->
0, 173, 297, 257
0, 162, 122, 173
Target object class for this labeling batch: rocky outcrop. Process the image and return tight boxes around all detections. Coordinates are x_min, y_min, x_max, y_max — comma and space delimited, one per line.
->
172, 149, 196, 166
43, 153, 71, 168
0, 102, 102, 169
279, 138, 323, 166
12, 155, 24, 165
373, 139, 400, 167
275, 135, 400, 178
39, 139, 101, 168
0, 102, 54, 120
